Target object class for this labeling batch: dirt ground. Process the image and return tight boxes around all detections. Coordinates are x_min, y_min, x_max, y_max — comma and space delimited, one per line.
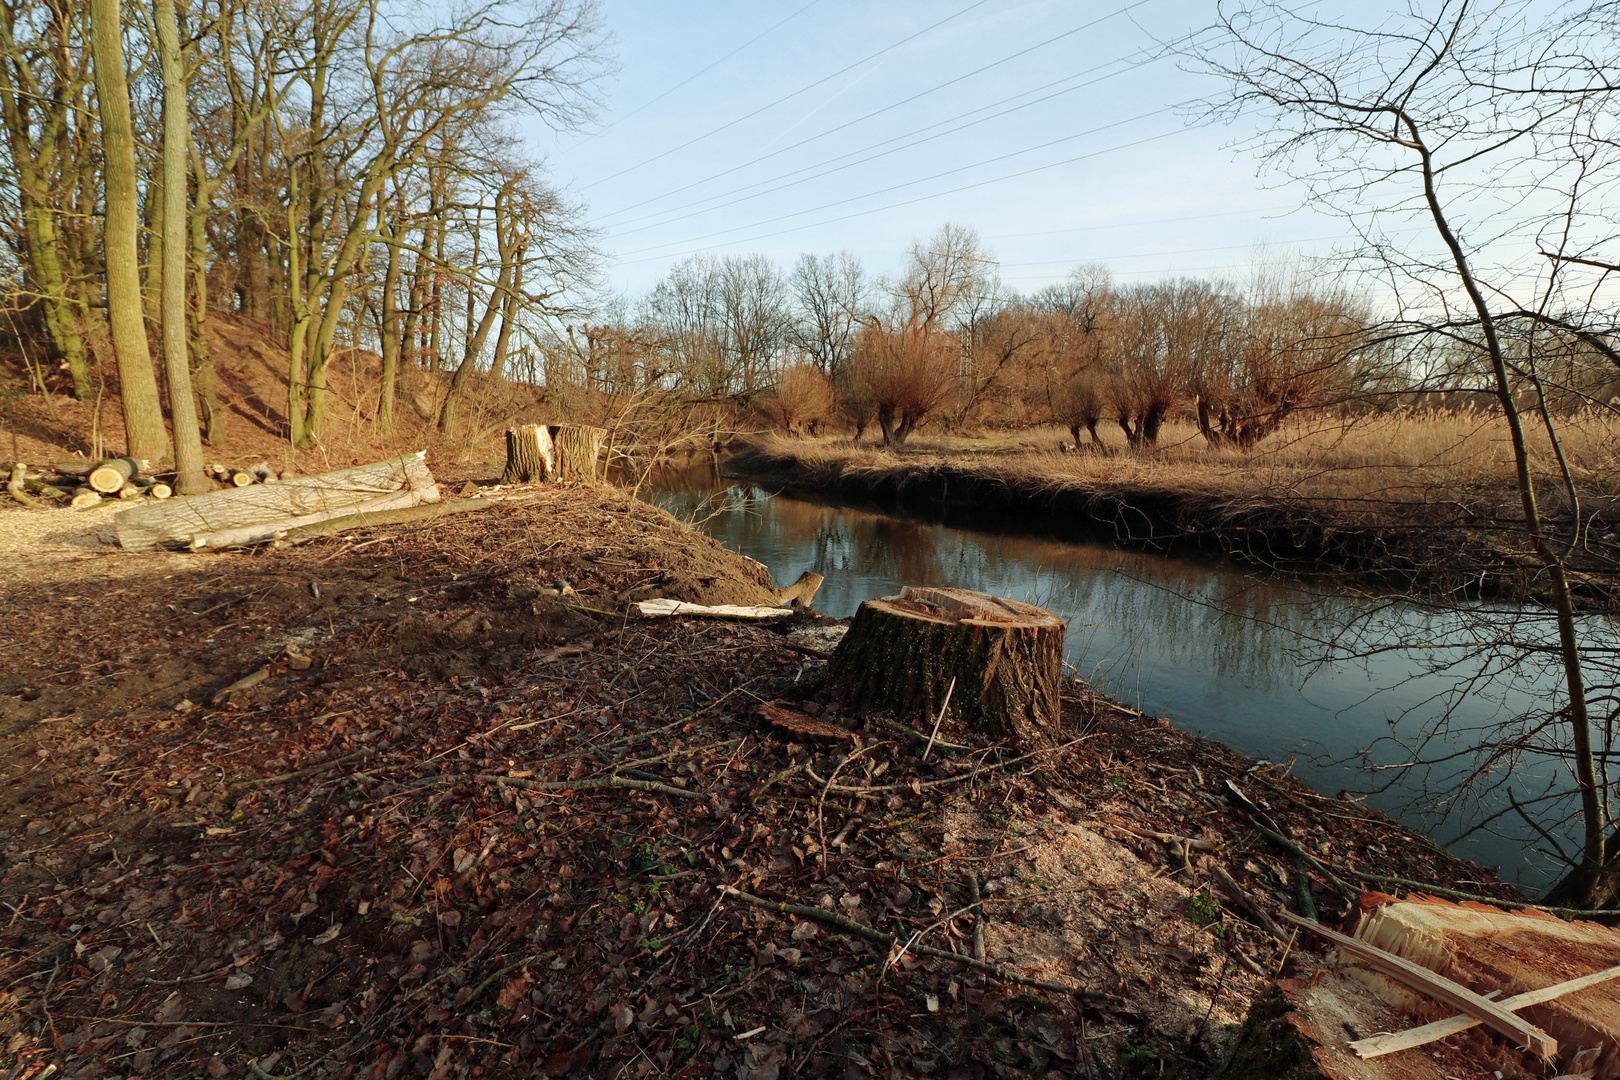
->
0, 477, 1533, 1080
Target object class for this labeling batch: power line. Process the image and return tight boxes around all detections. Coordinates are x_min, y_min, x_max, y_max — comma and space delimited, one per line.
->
577, 0, 823, 141
591, 0, 1158, 222
613, 109, 1179, 260
612, 120, 1198, 265
599, 53, 1158, 240
581, 0, 997, 191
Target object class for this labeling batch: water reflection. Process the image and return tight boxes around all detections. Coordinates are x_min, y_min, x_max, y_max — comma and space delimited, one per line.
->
643, 466, 1582, 892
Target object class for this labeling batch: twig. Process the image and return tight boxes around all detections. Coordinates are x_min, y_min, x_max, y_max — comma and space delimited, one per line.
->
235, 749, 373, 789
923, 677, 956, 761
483, 773, 706, 800
1210, 865, 1288, 942
805, 735, 1088, 795
1224, 780, 1358, 899
718, 886, 1092, 998
967, 874, 986, 962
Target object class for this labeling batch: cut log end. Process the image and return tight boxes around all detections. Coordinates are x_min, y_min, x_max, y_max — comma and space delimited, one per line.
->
830, 586, 1066, 745
87, 457, 139, 494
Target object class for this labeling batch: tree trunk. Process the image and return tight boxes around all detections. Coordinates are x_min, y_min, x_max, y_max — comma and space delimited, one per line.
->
377, 203, 402, 433
501, 424, 556, 483
153, 0, 208, 495
552, 424, 605, 482
829, 586, 1066, 744
115, 451, 438, 550
189, 141, 223, 448
89, 0, 167, 463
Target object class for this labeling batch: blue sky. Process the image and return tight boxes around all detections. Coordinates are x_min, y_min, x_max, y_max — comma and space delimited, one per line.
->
529, 0, 1348, 299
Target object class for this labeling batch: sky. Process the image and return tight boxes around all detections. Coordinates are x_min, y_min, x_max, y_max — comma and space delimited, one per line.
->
526, 0, 1351, 303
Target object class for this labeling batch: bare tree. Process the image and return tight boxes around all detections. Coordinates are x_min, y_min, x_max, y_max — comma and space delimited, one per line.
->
789, 250, 866, 381
1201, 0, 1620, 906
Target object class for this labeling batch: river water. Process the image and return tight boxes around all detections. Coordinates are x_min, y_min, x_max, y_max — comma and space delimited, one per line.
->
640, 465, 1601, 894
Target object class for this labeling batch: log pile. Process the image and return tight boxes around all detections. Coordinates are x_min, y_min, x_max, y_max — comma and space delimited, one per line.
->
114, 451, 441, 551
2, 457, 174, 509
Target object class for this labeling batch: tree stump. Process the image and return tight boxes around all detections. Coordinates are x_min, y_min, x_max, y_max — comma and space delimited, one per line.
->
500, 424, 605, 484
829, 586, 1065, 744
501, 424, 556, 483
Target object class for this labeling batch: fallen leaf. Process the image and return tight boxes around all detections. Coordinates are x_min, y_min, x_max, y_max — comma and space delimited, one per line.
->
225, 973, 253, 990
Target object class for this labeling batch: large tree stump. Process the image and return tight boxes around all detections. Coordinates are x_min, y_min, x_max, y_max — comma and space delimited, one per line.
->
501, 424, 556, 483
500, 424, 605, 484
829, 586, 1065, 744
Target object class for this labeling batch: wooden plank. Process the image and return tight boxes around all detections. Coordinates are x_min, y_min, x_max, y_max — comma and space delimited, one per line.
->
1277, 910, 1557, 1058
1352, 963, 1620, 1058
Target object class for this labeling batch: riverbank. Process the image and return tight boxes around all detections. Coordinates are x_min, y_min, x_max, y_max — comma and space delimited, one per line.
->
0, 479, 1530, 1079
728, 435, 1620, 603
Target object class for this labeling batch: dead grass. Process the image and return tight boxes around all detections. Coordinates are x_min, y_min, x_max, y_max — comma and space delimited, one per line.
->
754, 408, 1620, 521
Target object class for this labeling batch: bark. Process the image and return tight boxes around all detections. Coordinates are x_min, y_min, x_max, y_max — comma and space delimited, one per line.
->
115, 451, 439, 550
89, 0, 168, 462
501, 424, 556, 483
377, 202, 403, 433
551, 424, 605, 482
829, 586, 1066, 745
188, 148, 222, 447
154, 0, 208, 495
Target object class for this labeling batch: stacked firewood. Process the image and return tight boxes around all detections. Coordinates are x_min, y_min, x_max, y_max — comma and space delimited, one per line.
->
2, 458, 280, 510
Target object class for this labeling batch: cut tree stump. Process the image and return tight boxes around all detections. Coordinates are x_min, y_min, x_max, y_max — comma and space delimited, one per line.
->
829, 586, 1065, 744
777, 570, 825, 608
115, 451, 438, 551
501, 424, 605, 484
501, 425, 556, 483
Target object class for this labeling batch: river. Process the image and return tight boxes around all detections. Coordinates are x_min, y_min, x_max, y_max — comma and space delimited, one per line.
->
641, 464, 1605, 895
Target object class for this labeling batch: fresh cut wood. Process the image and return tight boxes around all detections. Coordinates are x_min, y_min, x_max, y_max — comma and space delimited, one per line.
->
1351, 963, 1620, 1058
115, 451, 438, 551
87, 456, 140, 493
1277, 910, 1557, 1058
501, 424, 556, 483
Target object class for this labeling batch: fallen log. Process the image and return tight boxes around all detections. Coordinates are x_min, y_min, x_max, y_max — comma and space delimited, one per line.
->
71, 488, 102, 510
280, 497, 492, 541
190, 487, 428, 550
114, 451, 438, 550
7, 464, 41, 508
830, 586, 1065, 744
